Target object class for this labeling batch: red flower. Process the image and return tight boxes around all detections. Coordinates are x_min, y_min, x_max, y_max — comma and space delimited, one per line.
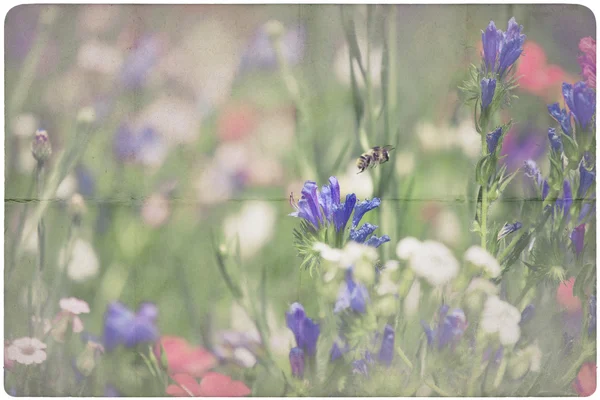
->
166, 372, 251, 397
517, 41, 566, 99
573, 362, 597, 397
155, 336, 218, 378
556, 278, 582, 313
217, 103, 259, 142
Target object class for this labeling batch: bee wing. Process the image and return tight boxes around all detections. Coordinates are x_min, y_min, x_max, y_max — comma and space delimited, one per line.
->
383, 145, 396, 151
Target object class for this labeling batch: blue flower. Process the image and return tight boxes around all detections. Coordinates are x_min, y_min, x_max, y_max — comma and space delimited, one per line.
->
364, 235, 391, 248
570, 224, 585, 256
378, 324, 395, 366
589, 295, 596, 335
113, 125, 164, 165
497, 221, 522, 241
76, 165, 96, 198
352, 359, 369, 376
547, 128, 563, 154
330, 337, 349, 361
562, 82, 596, 129
578, 162, 595, 199
422, 306, 467, 351
519, 304, 535, 325
481, 78, 496, 110
481, 21, 501, 73
290, 181, 323, 229
486, 127, 502, 154
542, 180, 550, 201
289, 347, 305, 379
103, 302, 159, 352
334, 270, 370, 314
547, 103, 573, 136
286, 303, 320, 356
349, 222, 390, 248
291, 177, 345, 230
556, 180, 573, 219
333, 194, 357, 232
579, 202, 595, 223
497, 18, 526, 77
352, 198, 381, 229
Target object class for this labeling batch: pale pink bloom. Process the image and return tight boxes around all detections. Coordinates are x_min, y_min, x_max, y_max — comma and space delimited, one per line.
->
141, 193, 171, 228
60, 297, 90, 315
6, 337, 47, 365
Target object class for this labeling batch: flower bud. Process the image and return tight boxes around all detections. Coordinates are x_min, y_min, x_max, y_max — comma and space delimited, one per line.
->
31, 129, 52, 164
378, 324, 395, 366
75, 341, 104, 376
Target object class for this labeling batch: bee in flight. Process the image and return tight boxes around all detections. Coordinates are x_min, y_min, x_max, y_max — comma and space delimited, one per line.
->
356, 145, 395, 174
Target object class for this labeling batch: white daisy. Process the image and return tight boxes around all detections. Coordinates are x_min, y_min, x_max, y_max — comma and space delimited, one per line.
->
406, 240, 460, 287
6, 337, 47, 365
395, 237, 422, 260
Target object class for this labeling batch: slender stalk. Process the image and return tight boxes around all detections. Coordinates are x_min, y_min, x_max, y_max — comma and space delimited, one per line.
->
395, 345, 413, 370
34, 162, 46, 336
425, 379, 452, 397
480, 134, 489, 250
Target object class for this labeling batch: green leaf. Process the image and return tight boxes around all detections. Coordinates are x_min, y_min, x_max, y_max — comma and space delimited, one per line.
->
252, 365, 286, 397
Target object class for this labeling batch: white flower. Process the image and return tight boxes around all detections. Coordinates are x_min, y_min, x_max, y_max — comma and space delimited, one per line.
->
464, 246, 501, 278
141, 193, 170, 228
6, 337, 47, 365
313, 242, 343, 265
56, 174, 77, 200
376, 272, 398, 296
404, 280, 421, 317
59, 297, 90, 314
454, 119, 481, 158
60, 238, 100, 282
480, 296, 521, 346
396, 237, 422, 260
466, 278, 499, 295
77, 40, 123, 75
224, 201, 276, 260
233, 347, 257, 368
404, 239, 459, 287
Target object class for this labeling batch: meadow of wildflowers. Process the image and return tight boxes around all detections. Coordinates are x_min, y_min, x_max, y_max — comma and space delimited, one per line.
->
3, 4, 597, 397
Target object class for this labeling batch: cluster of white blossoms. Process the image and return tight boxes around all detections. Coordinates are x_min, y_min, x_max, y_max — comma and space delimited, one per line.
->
480, 295, 522, 346
396, 237, 459, 287
313, 241, 379, 284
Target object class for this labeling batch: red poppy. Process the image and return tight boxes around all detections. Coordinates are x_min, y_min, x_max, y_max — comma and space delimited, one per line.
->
573, 362, 597, 397
556, 278, 582, 313
155, 336, 218, 378
166, 372, 251, 397
517, 41, 565, 99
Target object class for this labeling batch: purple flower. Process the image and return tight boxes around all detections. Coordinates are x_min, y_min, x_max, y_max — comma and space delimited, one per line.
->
520, 304, 535, 325
481, 21, 502, 73
562, 82, 596, 129
104, 385, 121, 397
486, 126, 502, 154
378, 324, 395, 366
556, 180, 573, 219
352, 359, 369, 376
334, 270, 370, 314
578, 162, 595, 199
113, 125, 164, 165
289, 347, 305, 379
352, 198, 381, 229
501, 128, 546, 172
333, 194, 357, 233
497, 221, 522, 241
238, 25, 306, 75
291, 177, 340, 230
286, 303, 320, 356
364, 235, 391, 248
120, 35, 162, 89
330, 338, 349, 361
579, 202, 595, 223
497, 18, 526, 77
422, 306, 467, 351
76, 165, 96, 197
349, 223, 378, 243
481, 78, 496, 110
547, 103, 573, 136
547, 128, 563, 154
103, 302, 159, 352
570, 224, 585, 256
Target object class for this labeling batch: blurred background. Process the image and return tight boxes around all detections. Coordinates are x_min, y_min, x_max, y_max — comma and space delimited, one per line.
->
4, 3, 595, 364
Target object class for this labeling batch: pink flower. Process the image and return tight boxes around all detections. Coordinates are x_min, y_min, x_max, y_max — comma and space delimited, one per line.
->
166, 372, 251, 397
6, 337, 47, 365
51, 298, 90, 341
573, 362, 596, 396
517, 41, 566, 99
4, 341, 14, 370
556, 278, 582, 313
578, 37, 596, 89
154, 336, 218, 378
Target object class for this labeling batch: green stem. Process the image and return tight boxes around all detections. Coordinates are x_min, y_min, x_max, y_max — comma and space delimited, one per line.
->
395, 345, 414, 370
425, 379, 452, 397
34, 162, 46, 336
493, 355, 507, 389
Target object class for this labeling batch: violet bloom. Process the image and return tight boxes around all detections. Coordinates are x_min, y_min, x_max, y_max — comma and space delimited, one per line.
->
497, 18, 526, 77
562, 82, 596, 130
238, 24, 306, 75
556, 180, 573, 219
480, 78, 496, 110
113, 125, 165, 165
290, 177, 384, 243
578, 162, 595, 199
103, 302, 159, 352
378, 324, 395, 366
570, 224, 585, 256
501, 128, 546, 172
481, 21, 502, 73
497, 221, 522, 241
289, 347, 305, 379
422, 306, 468, 351
286, 303, 320, 356
578, 202, 596, 223
578, 37, 596, 89
547, 128, 563, 154
334, 269, 370, 314
349, 223, 390, 248
520, 304, 535, 325
486, 126, 502, 154
76, 165, 95, 198
120, 35, 162, 89
547, 103, 573, 137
